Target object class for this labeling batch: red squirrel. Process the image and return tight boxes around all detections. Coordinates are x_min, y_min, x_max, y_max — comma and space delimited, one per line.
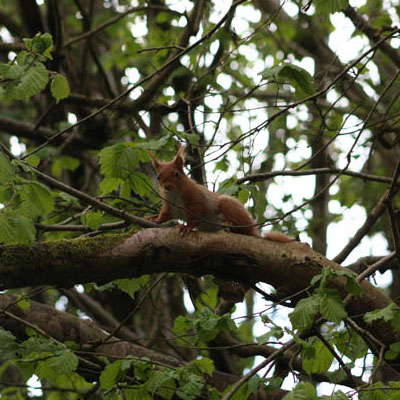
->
147, 147, 291, 243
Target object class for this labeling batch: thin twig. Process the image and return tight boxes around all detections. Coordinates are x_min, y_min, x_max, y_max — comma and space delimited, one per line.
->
237, 167, 394, 185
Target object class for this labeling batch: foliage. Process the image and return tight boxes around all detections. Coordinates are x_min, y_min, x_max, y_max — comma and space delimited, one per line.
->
0, 0, 398, 399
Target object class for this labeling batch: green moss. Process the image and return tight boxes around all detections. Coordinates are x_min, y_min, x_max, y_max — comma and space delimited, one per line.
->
0, 233, 132, 289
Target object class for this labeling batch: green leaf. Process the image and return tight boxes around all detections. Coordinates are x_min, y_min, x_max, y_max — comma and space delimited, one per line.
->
385, 342, 400, 360
31, 32, 54, 58
134, 135, 171, 151
99, 144, 140, 179
302, 339, 334, 374
179, 133, 200, 146
263, 64, 314, 98
0, 329, 18, 362
196, 284, 218, 310
51, 156, 80, 178
247, 376, 266, 394
227, 382, 251, 400
282, 382, 318, 400
0, 63, 24, 80
364, 303, 396, 324
0, 211, 36, 245
334, 331, 368, 360
82, 210, 103, 230
320, 291, 347, 323
17, 298, 31, 311
129, 172, 153, 197
99, 177, 123, 195
173, 369, 204, 400
124, 387, 151, 400
49, 349, 79, 375
345, 276, 362, 296
289, 295, 320, 331
100, 360, 123, 390
189, 358, 215, 377
238, 189, 249, 204
173, 315, 192, 336
0, 152, 14, 184
194, 307, 221, 342
120, 180, 132, 199
114, 276, 150, 299
314, 0, 349, 15
19, 181, 54, 219
16, 62, 49, 100
146, 369, 171, 394
51, 74, 70, 103
26, 155, 40, 167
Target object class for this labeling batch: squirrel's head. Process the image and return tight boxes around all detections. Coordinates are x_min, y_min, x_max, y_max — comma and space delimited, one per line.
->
148, 147, 185, 191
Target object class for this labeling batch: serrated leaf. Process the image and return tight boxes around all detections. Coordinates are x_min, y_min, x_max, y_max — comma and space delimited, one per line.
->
320, 292, 347, 323
135, 135, 171, 151
16, 62, 49, 100
282, 382, 318, 400
248, 376, 265, 394
302, 340, 334, 374
114, 276, 150, 298
100, 360, 123, 390
99, 177, 123, 195
289, 295, 320, 331
0, 328, 18, 361
124, 387, 151, 400
190, 358, 214, 376
0, 152, 14, 184
82, 211, 103, 230
173, 315, 192, 336
23, 38, 33, 50
364, 303, 396, 324
0, 211, 36, 245
0, 63, 24, 80
99, 144, 140, 179
263, 63, 314, 99
129, 172, 153, 197
195, 308, 221, 341
31, 32, 53, 58
334, 331, 368, 360
146, 369, 171, 394
49, 350, 78, 375
174, 370, 203, 400
51, 74, 70, 103
345, 276, 362, 296
19, 181, 54, 219
12, 214, 36, 245
120, 180, 132, 199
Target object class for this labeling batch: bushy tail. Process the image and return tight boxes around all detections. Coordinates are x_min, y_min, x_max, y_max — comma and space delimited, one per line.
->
263, 231, 293, 243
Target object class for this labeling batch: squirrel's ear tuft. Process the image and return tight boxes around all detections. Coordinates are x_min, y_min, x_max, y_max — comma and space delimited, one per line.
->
147, 151, 160, 169
174, 146, 185, 169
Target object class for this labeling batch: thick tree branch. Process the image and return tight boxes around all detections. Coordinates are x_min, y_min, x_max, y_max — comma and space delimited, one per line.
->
0, 228, 398, 358
0, 293, 281, 395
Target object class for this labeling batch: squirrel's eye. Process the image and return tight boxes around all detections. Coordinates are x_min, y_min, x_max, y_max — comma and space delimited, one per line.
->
156, 175, 160, 180
175, 171, 180, 178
